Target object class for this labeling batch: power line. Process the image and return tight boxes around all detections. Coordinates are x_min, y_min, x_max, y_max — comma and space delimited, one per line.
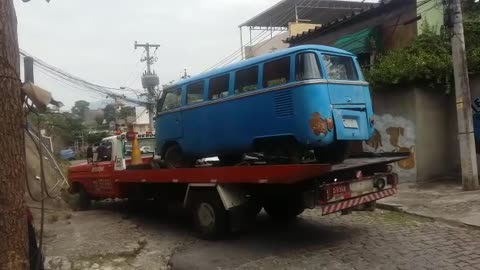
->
20, 50, 150, 106
204, 0, 315, 72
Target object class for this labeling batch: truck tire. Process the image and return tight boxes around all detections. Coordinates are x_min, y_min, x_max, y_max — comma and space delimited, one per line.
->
191, 191, 229, 239
77, 186, 91, 211
264, 199, 304, 221
247, 200, 262, 218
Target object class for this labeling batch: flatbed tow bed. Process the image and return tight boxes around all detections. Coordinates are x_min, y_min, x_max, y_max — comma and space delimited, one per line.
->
68, 135, 407, 239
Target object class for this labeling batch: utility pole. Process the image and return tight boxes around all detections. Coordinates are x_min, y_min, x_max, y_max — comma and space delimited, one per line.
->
135, 41, 160, 132
449, 0, 479, 190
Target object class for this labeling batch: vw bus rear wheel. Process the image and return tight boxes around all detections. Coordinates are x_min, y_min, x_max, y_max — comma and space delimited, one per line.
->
218, 155, 244, 166
164, 144, 195, 168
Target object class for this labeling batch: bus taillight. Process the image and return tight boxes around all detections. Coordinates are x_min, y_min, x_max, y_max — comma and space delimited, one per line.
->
327, 118, 334, 131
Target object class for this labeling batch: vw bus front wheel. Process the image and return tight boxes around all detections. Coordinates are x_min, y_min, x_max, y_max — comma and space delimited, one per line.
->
164, 144, 195, 168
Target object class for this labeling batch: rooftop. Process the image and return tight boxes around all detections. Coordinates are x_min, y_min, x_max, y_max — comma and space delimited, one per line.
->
285, 0, 401, 44
239, 0, 379, 28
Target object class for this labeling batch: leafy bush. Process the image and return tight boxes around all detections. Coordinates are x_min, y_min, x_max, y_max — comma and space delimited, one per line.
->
365, 28, 452, 89
366, 2, 480, 89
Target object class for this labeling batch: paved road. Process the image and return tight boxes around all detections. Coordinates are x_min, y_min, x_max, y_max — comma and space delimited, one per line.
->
171, 210, 480, 270
40, 201, 480, 270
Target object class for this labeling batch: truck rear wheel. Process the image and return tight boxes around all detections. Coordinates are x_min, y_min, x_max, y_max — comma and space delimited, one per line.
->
264, 199, 304, 221
191, 191, 228, 239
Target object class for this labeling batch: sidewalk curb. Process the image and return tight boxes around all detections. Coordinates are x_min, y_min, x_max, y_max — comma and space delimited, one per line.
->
376, 202, 480, 230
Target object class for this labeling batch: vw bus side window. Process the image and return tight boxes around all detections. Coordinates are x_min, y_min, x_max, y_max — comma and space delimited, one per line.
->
322, 54, 359, 81
186, 81, 205, 105
295, 52, 322, 81
161, 88, 182, 111
234, 66, 259, 94
209, 74, 230, 100
263, 57, 290, 88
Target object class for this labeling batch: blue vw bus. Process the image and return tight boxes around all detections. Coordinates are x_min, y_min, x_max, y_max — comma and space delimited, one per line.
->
156, 45, 375, 167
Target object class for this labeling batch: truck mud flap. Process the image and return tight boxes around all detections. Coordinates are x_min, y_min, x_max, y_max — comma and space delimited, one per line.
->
320, 188, 397, 215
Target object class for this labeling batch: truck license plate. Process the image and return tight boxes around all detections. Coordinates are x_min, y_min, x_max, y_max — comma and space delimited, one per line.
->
332, 184, 350, 196
343, 118, 359, 129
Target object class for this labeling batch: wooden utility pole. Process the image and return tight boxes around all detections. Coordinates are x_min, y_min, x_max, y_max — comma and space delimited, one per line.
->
134, 41, 160, 131
0, 0, 29, 269
449, 0, 480, 190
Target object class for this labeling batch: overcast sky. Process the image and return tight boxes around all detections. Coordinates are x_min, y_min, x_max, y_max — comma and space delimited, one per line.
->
15, 0, 377, 110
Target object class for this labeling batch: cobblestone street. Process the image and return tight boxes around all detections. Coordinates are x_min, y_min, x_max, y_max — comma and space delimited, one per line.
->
171, 210, 480, 270
40, 201, 480, 270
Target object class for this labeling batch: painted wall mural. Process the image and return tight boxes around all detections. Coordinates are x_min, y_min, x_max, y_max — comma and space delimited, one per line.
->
363, 114, 417, 181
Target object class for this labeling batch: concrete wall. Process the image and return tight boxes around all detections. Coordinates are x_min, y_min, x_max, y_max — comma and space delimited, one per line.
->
364, 87, 460, 182
244, 32, 289, 59
364, 88, 418, 182
417, 0, 445, 34
414, 89, 458, 180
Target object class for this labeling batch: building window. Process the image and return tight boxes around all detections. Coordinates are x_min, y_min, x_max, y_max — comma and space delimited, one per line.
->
263, 57, 290, 88
322, 54, 359, 81
234, 66, 259, 94
160, 88, 182, 111
209, 74, 230, 100
295, 53, 322, 81
186, 81, 205, 105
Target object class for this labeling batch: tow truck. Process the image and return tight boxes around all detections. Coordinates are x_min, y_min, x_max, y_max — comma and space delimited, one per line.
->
68, 132, 407, 239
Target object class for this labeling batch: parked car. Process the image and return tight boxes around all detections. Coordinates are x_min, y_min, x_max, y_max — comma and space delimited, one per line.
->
140, 145, 154, 154
59, 149, 76, 161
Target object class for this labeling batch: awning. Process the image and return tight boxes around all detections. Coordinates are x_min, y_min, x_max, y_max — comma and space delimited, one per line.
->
334, 27, 381, 55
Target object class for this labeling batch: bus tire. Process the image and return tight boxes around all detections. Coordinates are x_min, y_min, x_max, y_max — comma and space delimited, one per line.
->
164, 144, 195, 168
264, 199, 304, 221
191, 191, 229, 240
77, 186, 91, 211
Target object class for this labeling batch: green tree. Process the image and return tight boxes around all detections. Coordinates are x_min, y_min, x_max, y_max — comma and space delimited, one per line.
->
103, 104, 117, 124
86, 132, 109, 144
464, 0, 480, 73
366, 2, 480, 88
366, 27, 452, 89
95, 114, 104, 126
33, 112, 86, 146
119, 106, 135, 121
71, 100, 90, 121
